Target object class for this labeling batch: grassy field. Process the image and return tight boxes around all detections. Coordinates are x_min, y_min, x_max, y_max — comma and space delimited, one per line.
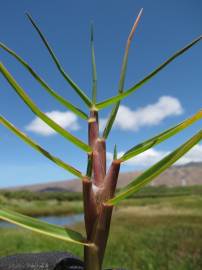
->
0, 190, 83, 216
0, 186, 202, 269
1, 185, 202, 216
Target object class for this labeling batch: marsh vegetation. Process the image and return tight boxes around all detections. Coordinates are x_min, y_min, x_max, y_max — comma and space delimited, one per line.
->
1, 185, 202, 269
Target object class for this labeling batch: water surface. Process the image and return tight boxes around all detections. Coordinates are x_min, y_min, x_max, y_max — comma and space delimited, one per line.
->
0, 213, 84, 228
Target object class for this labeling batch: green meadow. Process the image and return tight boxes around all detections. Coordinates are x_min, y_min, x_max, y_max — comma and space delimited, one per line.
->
0, 186, 202, 269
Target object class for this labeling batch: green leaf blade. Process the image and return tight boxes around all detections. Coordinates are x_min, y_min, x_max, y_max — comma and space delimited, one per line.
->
102, 102, 120, 139
107, 130, 202, 205
91, 23, 97, 104
26, 13, 92, 108
113, 144, 117, 160
102, 9, 143, 139
97, 36, 202, 110
0, 43, 88, 120
0, 115, 83, 178
0, 63, 92, 153
0, 208, 88, 246
86, 154, 93, 178
121, 110, 202, 161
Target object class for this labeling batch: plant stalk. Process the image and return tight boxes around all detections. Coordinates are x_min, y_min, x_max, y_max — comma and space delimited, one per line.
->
84, 109, 120, 269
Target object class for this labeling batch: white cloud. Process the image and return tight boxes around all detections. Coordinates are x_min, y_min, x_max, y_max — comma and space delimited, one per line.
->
175, 144, 202, 165
122, 149, 168, 167
107, 144, 202, 168
25, 110, 80, 136
100, 96, 183, 132
107, 149, 168, 167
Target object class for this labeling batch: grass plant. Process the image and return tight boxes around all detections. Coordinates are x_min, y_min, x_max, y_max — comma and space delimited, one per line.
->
0, 9, 201, 269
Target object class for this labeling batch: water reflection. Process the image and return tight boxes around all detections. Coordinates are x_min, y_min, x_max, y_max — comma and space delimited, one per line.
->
0, 213, 84, 227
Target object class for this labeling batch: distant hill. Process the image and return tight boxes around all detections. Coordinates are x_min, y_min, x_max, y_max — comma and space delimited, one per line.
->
3, 162, 202, 192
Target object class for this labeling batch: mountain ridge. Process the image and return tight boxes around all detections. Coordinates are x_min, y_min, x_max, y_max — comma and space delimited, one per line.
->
2, 162, 202, 192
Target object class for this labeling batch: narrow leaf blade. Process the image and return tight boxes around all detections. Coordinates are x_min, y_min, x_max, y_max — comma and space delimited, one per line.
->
97, 36, 202, 110
113, 144, 117, 160
102, 9, 143, 138
102, 102, 120, 139
0, 208, 88, 246
121, 110, 202, 161
0, 63, 91, 153
91, 23, 97, 104
26, 13, 92, 107
107, 130, 202, 205
118, 8, 143, 93
0, 43, 88, 120
86, 154, 93, 178
0, 115, 83, 178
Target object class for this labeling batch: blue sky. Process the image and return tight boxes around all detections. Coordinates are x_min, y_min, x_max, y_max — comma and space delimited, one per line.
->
0, 0, 202, 188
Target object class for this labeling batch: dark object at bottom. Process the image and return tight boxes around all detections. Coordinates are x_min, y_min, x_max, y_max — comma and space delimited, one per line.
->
0, 252, 84, 270
0, 252, 127, 270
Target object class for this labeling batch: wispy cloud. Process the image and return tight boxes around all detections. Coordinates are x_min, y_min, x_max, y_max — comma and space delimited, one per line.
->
107, 144, 202, 168
25, 110, 80, 136
100, 96, 183, 131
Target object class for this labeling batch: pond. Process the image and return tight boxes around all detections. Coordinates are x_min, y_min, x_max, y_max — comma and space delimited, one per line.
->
0, 213, 84, 227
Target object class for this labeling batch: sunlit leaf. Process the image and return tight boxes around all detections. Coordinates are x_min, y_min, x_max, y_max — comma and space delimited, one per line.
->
90, 23, 97, 104
102, 9, 143, 139
26, 13, 92, 107
0, 208, 89, 246
97, 36, 202, 110
0, 63, 92, 153
107, 130, 202, 205
121, 110, 202, 161
0, 43, 88, 120
0, 115, 83, 178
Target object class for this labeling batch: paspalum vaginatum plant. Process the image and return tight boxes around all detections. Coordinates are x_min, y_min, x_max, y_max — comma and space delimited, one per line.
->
0, 9, 202, 270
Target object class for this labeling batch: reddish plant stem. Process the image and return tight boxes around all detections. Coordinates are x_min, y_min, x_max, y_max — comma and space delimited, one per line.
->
84, 160, 120, 269
88, 110, 99, 147
83, 177, 98, 238
102, 160, 121, 199
88, 109, 106, 186
93, 138, 106, 186
84, 109, 101, 270
91, 204, 114, 267
97, 138, 106, 175
84, 109, 120, 269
